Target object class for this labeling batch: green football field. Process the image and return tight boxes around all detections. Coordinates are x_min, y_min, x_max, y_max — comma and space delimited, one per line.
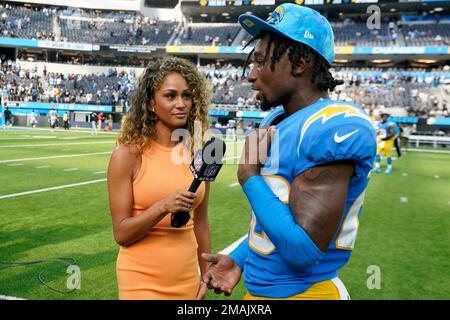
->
0, 127, 449, 300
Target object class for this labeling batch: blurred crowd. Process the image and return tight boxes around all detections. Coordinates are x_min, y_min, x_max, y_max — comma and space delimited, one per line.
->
0, 59, 135, 106
1, 58, 450, 119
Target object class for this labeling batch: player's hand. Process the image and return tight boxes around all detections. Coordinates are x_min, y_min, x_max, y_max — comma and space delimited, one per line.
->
195, 253, 242, 299
238, 126, 276, 186
160, 190, 196, 214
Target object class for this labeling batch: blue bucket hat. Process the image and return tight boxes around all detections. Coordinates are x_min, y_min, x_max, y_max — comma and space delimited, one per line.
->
238, 3, 335, 65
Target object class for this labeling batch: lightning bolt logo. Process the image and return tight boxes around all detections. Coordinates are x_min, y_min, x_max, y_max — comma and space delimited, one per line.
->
298, 104, 374, 154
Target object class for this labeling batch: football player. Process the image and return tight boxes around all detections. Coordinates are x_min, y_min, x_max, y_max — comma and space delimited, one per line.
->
197, 3, 377, 300
373, 113, 396, 174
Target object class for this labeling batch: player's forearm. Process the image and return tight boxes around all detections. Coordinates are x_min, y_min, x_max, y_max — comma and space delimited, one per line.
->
242, 176, 324, 270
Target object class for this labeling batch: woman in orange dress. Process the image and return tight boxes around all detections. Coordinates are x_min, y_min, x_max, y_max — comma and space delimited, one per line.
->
107, 57, 212, 300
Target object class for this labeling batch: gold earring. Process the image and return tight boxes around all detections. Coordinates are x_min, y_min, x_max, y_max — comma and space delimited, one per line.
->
149, 105, 158, 121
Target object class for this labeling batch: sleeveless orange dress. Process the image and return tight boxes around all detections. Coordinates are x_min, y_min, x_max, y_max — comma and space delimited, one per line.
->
116, 141, 205, 300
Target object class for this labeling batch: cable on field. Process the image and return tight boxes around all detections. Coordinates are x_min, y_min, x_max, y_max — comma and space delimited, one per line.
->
0, 257, 78, 294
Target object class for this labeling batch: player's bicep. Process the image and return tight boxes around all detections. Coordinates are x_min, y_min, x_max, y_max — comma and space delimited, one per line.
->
288, 162, 354, 251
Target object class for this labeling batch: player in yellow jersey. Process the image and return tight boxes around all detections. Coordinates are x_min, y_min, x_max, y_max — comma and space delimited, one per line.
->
373, 113, 396, 174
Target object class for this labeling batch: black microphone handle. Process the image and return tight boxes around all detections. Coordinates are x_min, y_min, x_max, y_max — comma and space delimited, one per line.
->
187, 178, 202, 193
170, 179, 202, 228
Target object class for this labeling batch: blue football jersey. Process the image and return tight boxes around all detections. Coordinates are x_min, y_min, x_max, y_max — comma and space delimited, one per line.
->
378, 120, 396, 141
243, 98, 377, 298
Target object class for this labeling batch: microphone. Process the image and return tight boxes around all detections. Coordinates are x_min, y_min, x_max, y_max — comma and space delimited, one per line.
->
171, 137, 227, 228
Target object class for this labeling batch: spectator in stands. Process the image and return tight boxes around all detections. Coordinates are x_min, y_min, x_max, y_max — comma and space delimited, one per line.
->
245, 95, 254, 107
226, 119, 236, 141
237, 95, 245, 108
227, 33, 233, 46
107, 56, 212, 300
236, 119, 245, 139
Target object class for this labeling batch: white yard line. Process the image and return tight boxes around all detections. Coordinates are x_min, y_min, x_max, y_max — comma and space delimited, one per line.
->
32, 135, 57, 139
228, 182, 240, 187
0, 152, 111, 164
6, 163, 23, 167
93, 170, 107, 174
63, 168, 79, 172
219, 235, 248, 255
0, 141, 115, 148
35, 165, 50, 169
0, 126, 118, 135
0, 179, 107, 200
0, 295, 26, 300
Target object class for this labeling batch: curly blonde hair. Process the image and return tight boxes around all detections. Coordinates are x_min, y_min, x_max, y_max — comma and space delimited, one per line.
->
118, 56, 211, 155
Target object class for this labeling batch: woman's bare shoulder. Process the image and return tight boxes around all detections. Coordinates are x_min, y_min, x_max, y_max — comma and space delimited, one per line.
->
110, 144, 141, 171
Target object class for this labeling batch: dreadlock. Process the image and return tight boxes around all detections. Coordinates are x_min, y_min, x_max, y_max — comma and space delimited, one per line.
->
242, 31, 343, 92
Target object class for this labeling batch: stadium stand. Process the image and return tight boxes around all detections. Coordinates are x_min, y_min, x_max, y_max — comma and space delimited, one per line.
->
59, 18, 177, 45
332, 19, 395, 46
2, 56, 449, 118
403, 22, 450, 46
0, 3, 55, 40
0, 60, 136, 106
172, 23, 241, 46
0, 2, 178, 45
4, 1, 450, 49
4, 1, 442, 48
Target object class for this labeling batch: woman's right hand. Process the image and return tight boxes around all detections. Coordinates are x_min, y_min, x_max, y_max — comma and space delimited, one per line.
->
160, 190, 197, 214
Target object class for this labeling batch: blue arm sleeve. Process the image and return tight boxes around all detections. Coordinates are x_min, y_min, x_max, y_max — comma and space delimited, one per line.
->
229, 238, 248, 271
242, 175, 325, 271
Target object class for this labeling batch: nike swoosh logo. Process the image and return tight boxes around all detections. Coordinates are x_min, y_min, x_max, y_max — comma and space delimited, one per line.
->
334, 130, 359, 143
